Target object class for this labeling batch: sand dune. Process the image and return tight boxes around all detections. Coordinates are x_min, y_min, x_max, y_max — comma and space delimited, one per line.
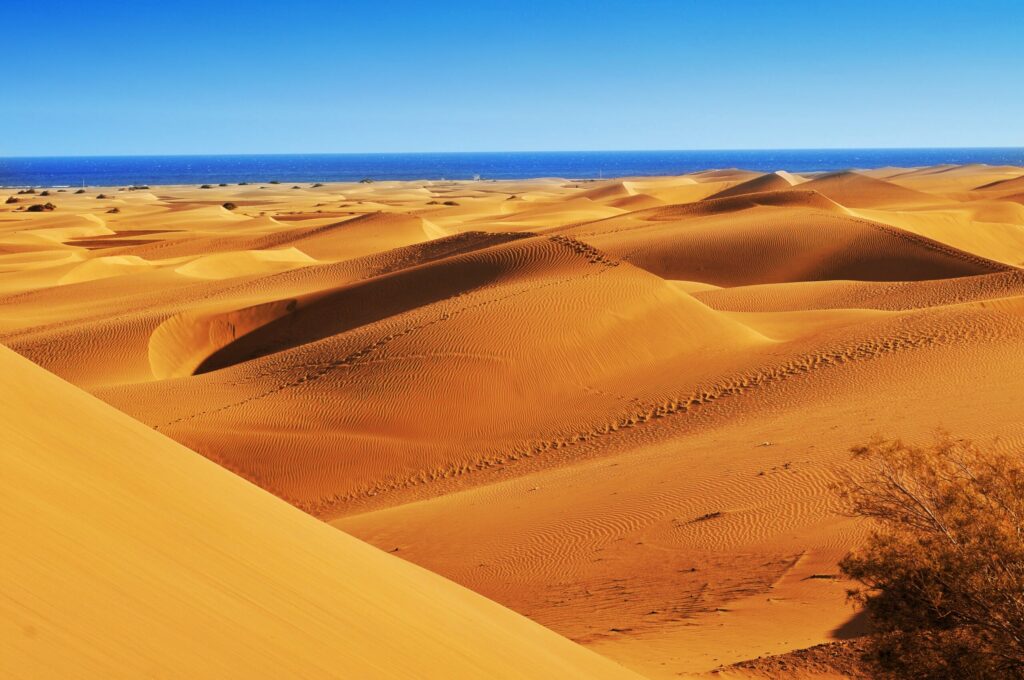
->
98, 234, 767, 511
975, 173, 1024, 194
0, 345, 639, 679
796, 171, 938, 207
567, 201, 1008, 286
707, 170, 804, 199
4, 165, 1024, 678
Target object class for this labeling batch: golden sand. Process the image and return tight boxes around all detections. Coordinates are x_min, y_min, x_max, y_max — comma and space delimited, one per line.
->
3, 165, 1024, 677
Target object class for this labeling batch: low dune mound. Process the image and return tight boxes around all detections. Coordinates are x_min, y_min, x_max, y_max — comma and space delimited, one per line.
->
708, 171, 804, 200
974, 174, 1024, 194
490, 196, 627, 228
57, 255, 157, 285
687, 168, 758, 181
130, 204, 251, 230
175, 247, 317, 279
0, 345, 639, 680
577, 181, 639, 202
279, 211, 448, 260
638, 188, 844, 220
12, 214, 113, 245
693, 270, 1024, 313
798, 171, 940, 207
605, 193, 666, 211
570, 204, 1009, 287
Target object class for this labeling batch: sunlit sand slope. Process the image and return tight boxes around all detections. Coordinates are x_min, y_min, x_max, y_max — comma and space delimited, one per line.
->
0, 345, 640, 680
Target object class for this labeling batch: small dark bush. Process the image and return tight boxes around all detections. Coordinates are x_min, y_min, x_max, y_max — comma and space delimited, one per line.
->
74, 189, 86, 194
5, 196, 18, 204
219, 183, 227, 187
238, 182, 249, 186
200, 184, 212, 189
18, 188, 36, 195
291, 185, 301, 189
96, 194, 108, 199
269, 180, 280, 184
311, 183, 323, 188
222, 202, 237, 210
107, 207, 121, 214
26, 203, 56, 212
442, 200, 459, 206
39, 190, 50, 196
359, 178, 373, 183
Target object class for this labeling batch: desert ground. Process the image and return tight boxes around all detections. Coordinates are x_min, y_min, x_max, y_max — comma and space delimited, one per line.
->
4, 164, 1024, 678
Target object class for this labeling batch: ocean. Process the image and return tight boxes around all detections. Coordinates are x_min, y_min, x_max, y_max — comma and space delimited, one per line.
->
2, 148, 1023, 187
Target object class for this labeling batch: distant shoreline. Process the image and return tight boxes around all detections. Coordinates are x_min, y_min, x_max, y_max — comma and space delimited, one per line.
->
3, 148, 1023, 188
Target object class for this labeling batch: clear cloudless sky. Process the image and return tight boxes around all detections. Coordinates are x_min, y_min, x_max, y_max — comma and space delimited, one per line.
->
3, 0, 1023, 156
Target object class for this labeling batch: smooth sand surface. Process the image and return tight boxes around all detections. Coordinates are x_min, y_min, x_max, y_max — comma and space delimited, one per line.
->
0, 345, 640, 679
3, 165, 1024, 677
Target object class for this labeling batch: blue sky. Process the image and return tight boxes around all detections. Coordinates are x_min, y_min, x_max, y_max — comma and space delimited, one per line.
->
3, 1, 1022, 155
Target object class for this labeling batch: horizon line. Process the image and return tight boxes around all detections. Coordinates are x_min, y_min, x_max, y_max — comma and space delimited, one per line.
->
4, 145, 1024, 160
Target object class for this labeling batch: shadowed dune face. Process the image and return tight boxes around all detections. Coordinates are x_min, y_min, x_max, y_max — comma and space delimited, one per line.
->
3, 166, 1024, 678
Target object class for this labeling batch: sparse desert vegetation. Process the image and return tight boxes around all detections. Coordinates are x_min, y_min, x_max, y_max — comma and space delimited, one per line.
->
839, 435, 1024, 679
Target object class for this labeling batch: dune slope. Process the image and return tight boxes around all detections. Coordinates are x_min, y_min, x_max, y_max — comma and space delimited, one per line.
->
0, 345, 639, 680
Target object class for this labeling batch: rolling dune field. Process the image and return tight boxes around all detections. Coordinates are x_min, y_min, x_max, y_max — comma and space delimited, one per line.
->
4, 165, 1024, 678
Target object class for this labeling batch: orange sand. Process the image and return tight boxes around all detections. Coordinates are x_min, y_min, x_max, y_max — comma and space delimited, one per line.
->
3, 165, 1024, 677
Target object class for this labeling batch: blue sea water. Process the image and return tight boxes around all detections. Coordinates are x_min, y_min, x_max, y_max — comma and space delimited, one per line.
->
2, 148, 1023, 188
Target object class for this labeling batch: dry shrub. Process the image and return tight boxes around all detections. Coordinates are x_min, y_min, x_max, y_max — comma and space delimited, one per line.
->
839, 435, 1024, 679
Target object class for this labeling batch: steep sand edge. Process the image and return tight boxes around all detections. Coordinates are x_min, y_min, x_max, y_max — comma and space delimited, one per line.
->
0, 345, 642, 680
